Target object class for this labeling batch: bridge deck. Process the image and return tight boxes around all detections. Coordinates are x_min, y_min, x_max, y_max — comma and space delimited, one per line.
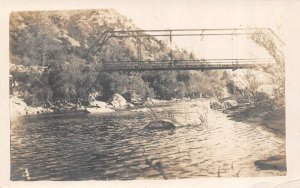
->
102, 59, 272, 71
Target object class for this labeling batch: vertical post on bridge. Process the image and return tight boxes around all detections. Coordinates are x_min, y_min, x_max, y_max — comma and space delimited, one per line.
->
137, 37, 142, 61
169, 30, 172, 62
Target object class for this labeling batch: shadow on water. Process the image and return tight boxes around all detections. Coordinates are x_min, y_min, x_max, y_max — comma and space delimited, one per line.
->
223, 105, 286, 137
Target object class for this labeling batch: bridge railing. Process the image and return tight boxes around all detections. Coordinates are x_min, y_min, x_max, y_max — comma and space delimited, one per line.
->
102, 58, 274, 71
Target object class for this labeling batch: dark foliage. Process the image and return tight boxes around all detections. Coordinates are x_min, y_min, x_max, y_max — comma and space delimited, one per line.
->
10, 10, 227, 105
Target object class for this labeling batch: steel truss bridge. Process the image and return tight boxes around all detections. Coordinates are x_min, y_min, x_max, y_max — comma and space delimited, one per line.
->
86, 28, 282, 72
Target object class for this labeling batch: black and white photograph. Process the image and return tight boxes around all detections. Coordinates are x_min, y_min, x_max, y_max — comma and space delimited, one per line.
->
2, 0, 300, 186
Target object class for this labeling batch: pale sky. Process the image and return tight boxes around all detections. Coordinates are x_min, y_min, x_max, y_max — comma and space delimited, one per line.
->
112, 0, 286, 60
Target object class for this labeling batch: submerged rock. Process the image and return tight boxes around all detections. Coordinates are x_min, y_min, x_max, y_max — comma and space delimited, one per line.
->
19, 168, 30, 181
145, 119, 176, 130
254, 155, 286, 171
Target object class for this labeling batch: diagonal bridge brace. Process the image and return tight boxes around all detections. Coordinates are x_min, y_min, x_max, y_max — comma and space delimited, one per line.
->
85, 28, 282, 71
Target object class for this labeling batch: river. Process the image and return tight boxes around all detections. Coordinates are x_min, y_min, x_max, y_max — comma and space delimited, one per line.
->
10, 101, 286, 180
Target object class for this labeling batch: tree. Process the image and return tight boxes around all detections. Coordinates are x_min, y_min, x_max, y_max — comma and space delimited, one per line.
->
250, 29, 285, 107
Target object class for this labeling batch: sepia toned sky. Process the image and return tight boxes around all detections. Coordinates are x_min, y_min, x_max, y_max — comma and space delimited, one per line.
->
112, 0, 286, 60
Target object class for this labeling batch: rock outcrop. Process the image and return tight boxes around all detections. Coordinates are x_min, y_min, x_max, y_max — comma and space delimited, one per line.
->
254, 155, 286, 171
10, 95, 53, 117
110, 93, 130, 109
145, 119, 176, 130
210, 100, 224, 110
222, 100, 238, 108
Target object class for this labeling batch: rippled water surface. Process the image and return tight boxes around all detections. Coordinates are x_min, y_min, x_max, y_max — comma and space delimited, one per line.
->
11, 103, 286, 180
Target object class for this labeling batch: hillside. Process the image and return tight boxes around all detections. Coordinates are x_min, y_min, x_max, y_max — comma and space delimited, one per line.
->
9, 9, 229, 106
9, 9, 283, 114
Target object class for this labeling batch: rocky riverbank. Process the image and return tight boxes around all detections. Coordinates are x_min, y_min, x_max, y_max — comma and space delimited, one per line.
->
10, 93, 285, 137
223, 104, 285, 137
219, 101, 286, 171
10, 95, 53, 117
205, 97, 285, 137
10, 94, 285, 136
9, 95, 115, 117
9, 93, 171, 117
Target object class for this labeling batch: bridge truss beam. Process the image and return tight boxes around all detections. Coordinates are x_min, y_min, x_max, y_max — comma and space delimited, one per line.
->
102, 58, 274, 72
86, 28, 282, 71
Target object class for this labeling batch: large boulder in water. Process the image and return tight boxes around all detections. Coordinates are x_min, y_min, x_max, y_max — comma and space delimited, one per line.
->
145, 119, 176, 130
110, 93, 128, 109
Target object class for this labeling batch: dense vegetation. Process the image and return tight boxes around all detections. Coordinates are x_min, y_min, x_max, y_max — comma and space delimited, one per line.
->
10, 10, 228, 106
9, 9, 284, 114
